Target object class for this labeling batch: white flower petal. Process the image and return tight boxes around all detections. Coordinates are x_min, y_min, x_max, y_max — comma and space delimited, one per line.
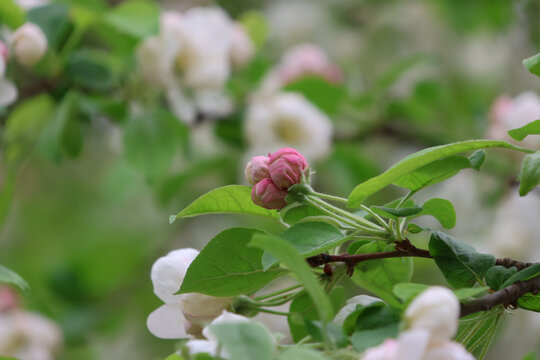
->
147, 303, 188, 339
0, 78, 18, 107
166, 84, 197, 125
202, 311, 250, 342
185, 339, 219, 357
334, 295, 383, 326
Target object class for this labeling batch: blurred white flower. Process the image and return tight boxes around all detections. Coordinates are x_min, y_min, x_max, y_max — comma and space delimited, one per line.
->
147, 248, 233, 339
488, 92, 540, 149
0, 304, 62, 360
16, 0, 49, 10
404, 287, 459, 346
136, 7, 254, 124
244, 92, 333, 161
334, 295, 383, 326
12, 23, 48, 67
0, 66, 17, 107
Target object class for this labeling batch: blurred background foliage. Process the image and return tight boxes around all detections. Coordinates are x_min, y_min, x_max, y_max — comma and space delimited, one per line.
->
0, 0, 539, 359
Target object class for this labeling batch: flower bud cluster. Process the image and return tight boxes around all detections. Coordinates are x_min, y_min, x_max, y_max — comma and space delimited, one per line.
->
362, 287, 474, 360
147, 248, 233, 339
245, 147, 309, 210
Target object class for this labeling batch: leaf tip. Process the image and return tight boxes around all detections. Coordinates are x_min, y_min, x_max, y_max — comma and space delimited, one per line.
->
169, 215, 177, 224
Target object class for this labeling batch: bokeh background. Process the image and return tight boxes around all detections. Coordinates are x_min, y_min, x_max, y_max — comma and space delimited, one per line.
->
1, 0, 540, 359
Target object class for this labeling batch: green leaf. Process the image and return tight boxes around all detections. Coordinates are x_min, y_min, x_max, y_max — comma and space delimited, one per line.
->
500, 263, 540, 289
349, 303, 400, 353
179, 228, 282, 297
0, 0, 25, 29
521, 352, 540, 360
66, 49, 115, 90
0, 265, 29, 293
164, 354, 184, 360
523, 52, 540, 77
279, 348, 329, 360
239, 11, 268, 50
485, 266, 518, 291
105, 0, 159, 39
123, 109, 182, 182
371, 205, 423, 219
393, 283, 488, 307
468, 150, 486, 170
429, 231, 495, 288
518, 151, 540, 196
284, 77, 345, 116
453, 287, 490, 300
304, 321, 348, 348
0, 171, 15, 230
36, 92, 78, 163
250, 233, 334, 322
348, 140, 533, 207
406, 223, 425, 234
517, 293, 540, 312
393, 156, 472, 191
508, 119, 540, 141
27, 3, 71, 49
350, 241, 412, 307
210, 322, 274, 360
456, 307, 504, 360
281, 205, 326, 225
262, 222, 345, 270
171, 185, 280, 223
410, 198, 456, 229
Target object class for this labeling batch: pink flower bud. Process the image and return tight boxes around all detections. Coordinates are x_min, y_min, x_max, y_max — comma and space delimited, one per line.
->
268, 147, 308, 190
244, 155, 270, 186
251, 178, 288, 210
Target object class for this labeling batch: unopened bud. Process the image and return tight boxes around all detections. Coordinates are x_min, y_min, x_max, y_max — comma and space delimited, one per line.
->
12, 23, 48, 67
251, 178, 288, 210
268, 147, 308, 190
244, 155, 270, 185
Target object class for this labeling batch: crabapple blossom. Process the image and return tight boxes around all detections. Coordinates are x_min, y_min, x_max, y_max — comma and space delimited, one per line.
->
244, 155, 270, 186
147, 248, 233, 339
488, 92, 540, 149
244, 92, 333, 161
404, 286, 459, 345
251, 178, 288, 210
0, 41, 17, 107
230, 23, 255, 68
268, 147, 309, 189
12, 23, 48, 67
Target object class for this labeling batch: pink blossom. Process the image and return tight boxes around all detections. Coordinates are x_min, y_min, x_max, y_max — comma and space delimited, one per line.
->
244, 155, 270, 186
251, 178, 288, 210
0, 41, 8, 62
268, 147, 308, 190
276, 43, 343, 85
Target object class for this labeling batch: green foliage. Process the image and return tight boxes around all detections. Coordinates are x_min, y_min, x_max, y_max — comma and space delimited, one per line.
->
348, 140, 533, 207
281, 205, 326, 225
278, 348, 329, 360
371, 205, 423, 219
210, 322, 275, 360
485, 265, 517, 291
251, 233, 335, 322
456, 307, 504, 360
171, 185, 280, 223
410, 198, 456, 229
508, 120, 540, 141
523, 52, 540, 77
28, 3, 72, 50
0, 265, 29, 293
518, 151, 540, 196
262, 222, 345, 270
239, 11, 268, 50
350, 241, 412, 307
284, 77, 346, 116
66, 49, 117, 90
348, 303, 401, 353
429, 231, 495, 288
179, 228, 282, 297
0, 0, 25, 29
518, 293, 540, 312
393, 283, 488, 307
104, 0, 159, 39
500, 263, 540, 288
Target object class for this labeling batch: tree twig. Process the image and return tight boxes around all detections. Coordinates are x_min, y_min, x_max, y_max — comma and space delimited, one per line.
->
460, 274, 540, 317
495, 258, 535, 271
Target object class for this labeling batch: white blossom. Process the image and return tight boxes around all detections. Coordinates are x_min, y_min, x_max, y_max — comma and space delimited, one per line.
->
12, 23, 48, 67
405, 287, 459, 345
244, 92, 333, 161
147, 248, 233, 339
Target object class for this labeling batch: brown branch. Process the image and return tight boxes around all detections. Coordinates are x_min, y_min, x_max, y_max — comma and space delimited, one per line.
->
460, 274, 540, 318
495, 258, 535, 271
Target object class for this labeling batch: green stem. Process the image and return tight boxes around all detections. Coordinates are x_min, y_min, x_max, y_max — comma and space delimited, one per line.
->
360, 204, 392, 231
256, 308, 291, 316
254, 284, 302, 301
302, 197, 372, 231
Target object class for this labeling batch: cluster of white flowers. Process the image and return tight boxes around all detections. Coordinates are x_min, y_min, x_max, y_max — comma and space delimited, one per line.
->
136, 7, 254, 124
0, 22, 48, 107
362, 287, 474, 360
146, 248, 233, 339
488, 91, 540, 149
0, 286, 62, 360
244, 43, 339, 162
